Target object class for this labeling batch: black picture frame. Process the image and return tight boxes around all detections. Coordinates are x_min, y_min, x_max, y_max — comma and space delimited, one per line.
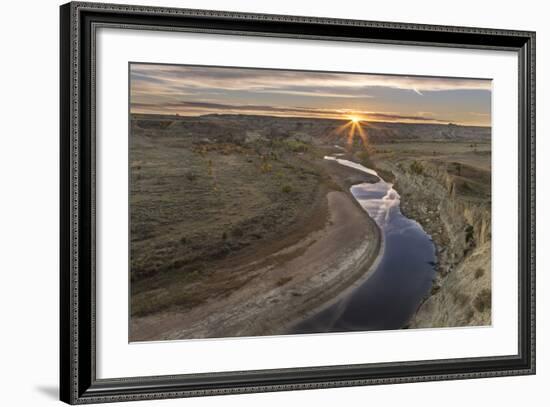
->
60, 2, 536, 404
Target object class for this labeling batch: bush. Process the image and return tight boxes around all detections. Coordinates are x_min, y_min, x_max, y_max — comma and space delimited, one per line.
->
284, 139, 309, 153
474, 267, 484, 279
473, 289, 491, 312
260, 161, 272, 173
410, 160, 424, 175
281, 184, 292, 194
465, 224, 475, 243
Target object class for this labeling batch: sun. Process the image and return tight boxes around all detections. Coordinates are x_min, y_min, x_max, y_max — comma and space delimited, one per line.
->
332, 115, 372, 151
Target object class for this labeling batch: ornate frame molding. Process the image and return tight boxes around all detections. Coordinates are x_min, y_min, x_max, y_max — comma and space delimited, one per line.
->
60, 2, 535, 404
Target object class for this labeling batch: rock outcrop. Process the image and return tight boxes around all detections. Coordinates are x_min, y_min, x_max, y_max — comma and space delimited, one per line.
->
379, 159, 491, 328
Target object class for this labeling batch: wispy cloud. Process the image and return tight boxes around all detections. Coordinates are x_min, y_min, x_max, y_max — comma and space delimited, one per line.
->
131, 64, 491, 93
131, 100, 449, 123
129, 63, 491, 125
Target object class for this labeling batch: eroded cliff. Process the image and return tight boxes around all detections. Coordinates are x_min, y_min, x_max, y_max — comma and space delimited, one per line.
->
377, 157, 491, 328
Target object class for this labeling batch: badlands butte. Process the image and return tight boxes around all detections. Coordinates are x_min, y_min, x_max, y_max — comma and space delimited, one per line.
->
129, 113, 491, 341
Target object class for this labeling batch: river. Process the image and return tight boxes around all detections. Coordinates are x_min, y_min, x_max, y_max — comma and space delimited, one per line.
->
291, 156, 436, 333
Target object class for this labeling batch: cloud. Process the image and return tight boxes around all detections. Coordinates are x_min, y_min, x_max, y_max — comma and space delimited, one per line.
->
131, 100, 449, 123
130, 63, 491, 96
129, 63, 491, 125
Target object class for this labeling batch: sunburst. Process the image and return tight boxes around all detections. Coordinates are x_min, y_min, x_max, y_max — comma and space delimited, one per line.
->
332, 115, 371, 150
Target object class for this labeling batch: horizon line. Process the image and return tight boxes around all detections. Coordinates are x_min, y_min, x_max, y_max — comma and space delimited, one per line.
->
129, 111, 491, 128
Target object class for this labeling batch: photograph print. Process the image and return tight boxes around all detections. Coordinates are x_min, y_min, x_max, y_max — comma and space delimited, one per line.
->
129, 63, 492, 342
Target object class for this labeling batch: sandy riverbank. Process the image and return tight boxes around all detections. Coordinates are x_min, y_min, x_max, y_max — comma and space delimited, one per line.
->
130, 162, 381, 341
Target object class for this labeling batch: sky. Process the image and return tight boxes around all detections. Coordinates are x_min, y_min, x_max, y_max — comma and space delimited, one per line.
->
130, 63, 492, 126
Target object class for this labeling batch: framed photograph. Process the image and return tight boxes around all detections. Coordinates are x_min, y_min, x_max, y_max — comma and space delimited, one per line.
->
60, 1, 535, 404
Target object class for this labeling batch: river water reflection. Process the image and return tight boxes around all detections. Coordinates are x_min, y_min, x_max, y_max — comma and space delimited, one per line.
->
292, 157, 436, 333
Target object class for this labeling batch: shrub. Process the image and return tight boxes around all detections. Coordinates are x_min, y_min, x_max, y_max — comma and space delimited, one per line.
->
410, 160, 424, 175
281, 184, 292, 194
260, 159, 272, 173
473, 289, 491, 312
284, 139, 309, 153
465, 224, 475, 243
474, 267, 484, 279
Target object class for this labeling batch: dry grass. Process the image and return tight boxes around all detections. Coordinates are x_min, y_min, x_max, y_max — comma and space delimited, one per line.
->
129, 119, 328, 317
